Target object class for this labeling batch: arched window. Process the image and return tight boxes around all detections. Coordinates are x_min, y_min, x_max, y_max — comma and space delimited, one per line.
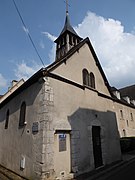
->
82, 69, 89, 86
5, 109, 9, 129
19, 101, 26, 127
90, 72, 95, 89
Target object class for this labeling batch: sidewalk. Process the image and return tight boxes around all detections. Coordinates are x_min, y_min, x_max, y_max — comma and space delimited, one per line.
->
0, 151, 135, 180
0, 165, 27, 180
122, 150, 135, 161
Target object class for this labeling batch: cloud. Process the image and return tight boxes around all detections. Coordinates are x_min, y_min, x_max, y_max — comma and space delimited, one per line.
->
0, 74, 7, 90
48, 44, 56, 63
14, 61, 42, 80
131, 26, 135, 35
42, 12, 135, 89
22, 26, 29, 35
74, 12, 135, 88
42, 32, 57, 41
42, 32, 56, 62
39, 40, 45, 49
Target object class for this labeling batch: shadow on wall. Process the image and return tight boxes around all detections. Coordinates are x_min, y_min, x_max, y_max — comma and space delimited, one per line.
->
0, 81, 44, 173
68, 108, 121, 176
0, 81, 43, 123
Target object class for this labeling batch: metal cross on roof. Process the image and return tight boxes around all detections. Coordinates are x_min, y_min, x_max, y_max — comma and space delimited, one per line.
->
64, 0, 70, 13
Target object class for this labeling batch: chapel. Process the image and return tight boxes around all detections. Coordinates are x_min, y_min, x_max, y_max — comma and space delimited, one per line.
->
0, 4, 134, 180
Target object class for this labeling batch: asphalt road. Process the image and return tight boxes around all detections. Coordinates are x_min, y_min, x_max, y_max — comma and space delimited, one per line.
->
96, 159, 135, 180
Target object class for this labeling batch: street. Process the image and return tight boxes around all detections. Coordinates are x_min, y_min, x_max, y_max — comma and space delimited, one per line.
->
76, 151, 135, 180
103, 159, 135, 180
89, 159, 135, 180
0, 156, 135, 180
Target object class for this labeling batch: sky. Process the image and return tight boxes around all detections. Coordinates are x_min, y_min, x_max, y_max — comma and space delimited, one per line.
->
0, 0, 135, 94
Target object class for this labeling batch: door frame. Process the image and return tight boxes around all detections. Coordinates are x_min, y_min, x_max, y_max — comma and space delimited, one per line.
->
54, 130, 71, 177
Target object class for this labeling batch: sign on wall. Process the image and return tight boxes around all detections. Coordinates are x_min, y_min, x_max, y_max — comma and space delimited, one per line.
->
59, 134, 66, 152
32, 122, 39, 133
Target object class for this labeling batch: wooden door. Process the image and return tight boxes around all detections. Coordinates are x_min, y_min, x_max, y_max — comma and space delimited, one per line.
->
92, 126, 103, 168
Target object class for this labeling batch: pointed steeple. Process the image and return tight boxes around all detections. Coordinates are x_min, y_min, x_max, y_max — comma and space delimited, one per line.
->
59, 11, 79, 37
54, 7, 82, 61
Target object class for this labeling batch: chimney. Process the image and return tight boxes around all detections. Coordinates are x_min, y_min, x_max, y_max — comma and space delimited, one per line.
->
12, 80, 18, 87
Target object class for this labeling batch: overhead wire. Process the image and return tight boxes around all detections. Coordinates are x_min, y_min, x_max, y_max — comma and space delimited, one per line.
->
12, 0, 45, 67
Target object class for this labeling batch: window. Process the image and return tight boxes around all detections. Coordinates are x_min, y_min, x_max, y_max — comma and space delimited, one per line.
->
73, 37, 76, 45
82, 70, 96, 89
130, 113, 133, 121
120, 110, 123, 119
77, 39, 80, 44
59, 134, 67, 152
19, 102, 26, 127
64, 35, 66, 45
126, 120, 129, 127
5, 109, 9, 129
90, 72, 95, 89
123, 129, 126, 137
82, 69, 89, 86
69, 35, 72, 45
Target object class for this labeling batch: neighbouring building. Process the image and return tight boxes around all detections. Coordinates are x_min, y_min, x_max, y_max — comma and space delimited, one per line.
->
0, 8, 135, 180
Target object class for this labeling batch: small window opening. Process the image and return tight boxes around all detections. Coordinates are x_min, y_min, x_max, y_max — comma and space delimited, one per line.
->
120, 110, 123, 119
69, 35, 72, 45
131, 113, 133, 121
19, 101, 26, 127
123, 129, 126, 137
126, 120, 129, 127
5, 109, 9, 129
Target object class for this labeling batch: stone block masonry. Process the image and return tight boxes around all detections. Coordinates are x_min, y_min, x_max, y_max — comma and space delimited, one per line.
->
33, 78, 55, 179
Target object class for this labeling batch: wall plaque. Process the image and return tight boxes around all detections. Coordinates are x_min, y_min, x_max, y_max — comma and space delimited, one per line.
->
59, 134, 66, 152
32, 122, 39, 133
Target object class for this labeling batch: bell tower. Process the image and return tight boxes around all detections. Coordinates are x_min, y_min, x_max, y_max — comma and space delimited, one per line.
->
54, 0, 82, 61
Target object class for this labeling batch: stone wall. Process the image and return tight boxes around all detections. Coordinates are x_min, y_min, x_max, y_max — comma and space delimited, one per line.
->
0, 79, 55, 179
38, 78, 55, 179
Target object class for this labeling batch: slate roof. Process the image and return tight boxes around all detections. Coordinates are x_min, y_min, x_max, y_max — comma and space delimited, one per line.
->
61, 13, 78, 36
119, 85, 135, 100
110, 86, 119, 92
54, 12, 82, 43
